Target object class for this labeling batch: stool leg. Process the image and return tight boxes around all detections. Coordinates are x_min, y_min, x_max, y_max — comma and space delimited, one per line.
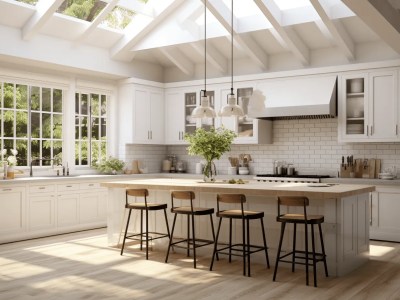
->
165, 213, 177, 263
187, 215, 190, 257
229, 218, 232, 263
319, 223, 329, 277
247, 218, 251, 277
121, 209, 132, 255
210, 217, 222, 271
292, 223, 297, 272
311, 224, 317, 287
163, 208, 171, 239
305, 223, 309, 286
242, 217, 246, 276
145, 209, 149, 260
191, 213, 197, 269
140, 210, 143, 251
209, 214, 219, 261
260, 218, 270, 268
273, 222, 286, 281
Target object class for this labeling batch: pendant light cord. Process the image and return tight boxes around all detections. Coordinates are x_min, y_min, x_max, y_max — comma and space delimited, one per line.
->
231, 0, 233, 95
204, 0, 207, 95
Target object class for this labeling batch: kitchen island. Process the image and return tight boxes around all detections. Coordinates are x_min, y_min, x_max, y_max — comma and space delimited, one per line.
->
101, 178, 375, 276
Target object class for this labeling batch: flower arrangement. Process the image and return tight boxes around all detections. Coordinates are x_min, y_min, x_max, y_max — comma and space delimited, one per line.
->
184, 127, 236, 181
94, 156, 125, 174
1, 149, 18, 166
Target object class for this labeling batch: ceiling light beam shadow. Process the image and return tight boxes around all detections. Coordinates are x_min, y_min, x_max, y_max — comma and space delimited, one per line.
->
159, 47, 194, 76
342, 0, 400, 54
204, 0, 269, 70
310, 0, 355, 61
254, 0, 310, 66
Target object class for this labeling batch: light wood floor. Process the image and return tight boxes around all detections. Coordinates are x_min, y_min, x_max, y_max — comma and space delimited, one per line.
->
1, 229, 399, 300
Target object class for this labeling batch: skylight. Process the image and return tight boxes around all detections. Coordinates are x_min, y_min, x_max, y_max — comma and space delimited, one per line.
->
100, 5, 136, 30
14, 0, 38, 6
274, 0, 311, 10
222, 0, 261, 18
57, 0, 107, 22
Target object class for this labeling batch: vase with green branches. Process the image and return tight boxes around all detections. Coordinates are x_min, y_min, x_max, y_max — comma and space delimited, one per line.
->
185, 127, 236, 182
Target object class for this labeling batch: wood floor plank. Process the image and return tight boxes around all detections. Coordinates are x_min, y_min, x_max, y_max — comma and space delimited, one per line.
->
0, 229, 399, 299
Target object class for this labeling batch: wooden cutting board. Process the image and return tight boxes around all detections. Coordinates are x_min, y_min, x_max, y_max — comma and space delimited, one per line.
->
375, 159, 381, 178
369, 159, 375, 178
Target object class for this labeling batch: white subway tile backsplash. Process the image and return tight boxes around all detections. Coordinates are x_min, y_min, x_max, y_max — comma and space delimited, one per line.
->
123, 119, 400, 177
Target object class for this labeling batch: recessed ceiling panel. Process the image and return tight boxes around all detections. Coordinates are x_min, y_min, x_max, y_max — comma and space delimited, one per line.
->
293, 22, 333, 49
341, 17, 380, 43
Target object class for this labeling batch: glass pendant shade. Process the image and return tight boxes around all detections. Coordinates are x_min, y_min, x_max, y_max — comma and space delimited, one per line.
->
219, 94, 244, 117
191, 94, 216, 118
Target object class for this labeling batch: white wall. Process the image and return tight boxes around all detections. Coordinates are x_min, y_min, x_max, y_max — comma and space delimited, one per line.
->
126, 118, 400, 177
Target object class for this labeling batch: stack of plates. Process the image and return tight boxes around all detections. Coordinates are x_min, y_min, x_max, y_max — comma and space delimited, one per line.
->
347, 124, 363, 134
378, 173, 395, 180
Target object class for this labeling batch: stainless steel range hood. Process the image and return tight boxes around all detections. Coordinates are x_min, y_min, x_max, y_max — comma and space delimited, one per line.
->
248, 75, 337, 119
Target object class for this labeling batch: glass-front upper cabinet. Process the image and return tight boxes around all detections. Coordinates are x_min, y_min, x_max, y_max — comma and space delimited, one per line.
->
237, 87, 254, 138
340, 74, 368, 140
184, 90, 215, 134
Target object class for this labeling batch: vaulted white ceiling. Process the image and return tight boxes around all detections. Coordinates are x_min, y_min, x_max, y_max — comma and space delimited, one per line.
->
0, 0, 400, 82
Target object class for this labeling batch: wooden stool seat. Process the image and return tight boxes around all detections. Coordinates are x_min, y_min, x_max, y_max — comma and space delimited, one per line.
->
273, 196, 328, 287
120, 189, 170, 260
210, 194, 270, 277
165, 191, 217, 269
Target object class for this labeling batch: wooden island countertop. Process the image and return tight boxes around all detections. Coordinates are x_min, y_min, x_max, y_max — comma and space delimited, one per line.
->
100, 178, 375, 199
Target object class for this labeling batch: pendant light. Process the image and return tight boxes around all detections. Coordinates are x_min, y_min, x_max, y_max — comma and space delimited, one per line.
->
218, 0, 244, 117
191, 0, 216, 119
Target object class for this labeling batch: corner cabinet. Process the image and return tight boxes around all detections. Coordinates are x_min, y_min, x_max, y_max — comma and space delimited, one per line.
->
338, 70, 398, 142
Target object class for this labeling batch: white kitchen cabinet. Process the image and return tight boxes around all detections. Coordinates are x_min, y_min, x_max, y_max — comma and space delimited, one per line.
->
370, 186, 400, 242
79, 192, 107, 224
0, 186, 26, 237
57, 193, 79, 227
132, 87, 164, 144
338, 70, 398, 142
29, 194, 56, 231
165, 90, 186, 144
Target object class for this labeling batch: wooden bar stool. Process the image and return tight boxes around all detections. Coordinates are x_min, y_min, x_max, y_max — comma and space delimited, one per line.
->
210, 194, 270, 277
165, 191, 216, 269
120, 189, 170, 259
273, 196, 329, 287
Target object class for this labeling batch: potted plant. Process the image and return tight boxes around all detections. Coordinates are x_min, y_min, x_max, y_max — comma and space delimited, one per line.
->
185, 127, 236, 182
94, 156, 125, 174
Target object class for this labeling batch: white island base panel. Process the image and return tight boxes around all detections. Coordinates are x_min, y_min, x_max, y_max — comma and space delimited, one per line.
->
103, 179, 374, 277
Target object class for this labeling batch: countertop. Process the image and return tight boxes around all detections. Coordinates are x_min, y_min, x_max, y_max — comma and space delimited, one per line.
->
100, 178, 375, 199
0, 172, 398, 187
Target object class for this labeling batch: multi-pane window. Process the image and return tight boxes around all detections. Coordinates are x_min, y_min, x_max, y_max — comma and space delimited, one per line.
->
0, 82, 63, 166
75, 92, 107, 166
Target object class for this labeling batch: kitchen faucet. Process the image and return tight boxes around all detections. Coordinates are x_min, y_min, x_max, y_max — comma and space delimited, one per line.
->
30, 157, 62, 177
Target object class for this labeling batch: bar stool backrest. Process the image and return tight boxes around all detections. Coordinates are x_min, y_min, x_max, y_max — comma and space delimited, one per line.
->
126, 189, 149, 207
171, 191, 195, 211
277, 196, 309, 221
217, 194, 246, 217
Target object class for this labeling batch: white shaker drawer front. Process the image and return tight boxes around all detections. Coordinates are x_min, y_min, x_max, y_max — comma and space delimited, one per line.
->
80, 182, 101, 190
57, 183, 80, 192
29, 184, 55, 193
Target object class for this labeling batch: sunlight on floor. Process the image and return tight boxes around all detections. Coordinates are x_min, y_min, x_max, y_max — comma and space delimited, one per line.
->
0, 257, 52, 280
369, 244, 395, 257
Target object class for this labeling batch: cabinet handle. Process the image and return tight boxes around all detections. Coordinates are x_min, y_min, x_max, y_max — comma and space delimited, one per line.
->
39, 187, 45, 190
2, 188, 12, 191
66, 185, 73, 188
150, 131, 152, 139
89, 184, 94, 186
178, 131, 181, 140
370, 125, 373, 136
396, 125, 398, 135
366, 125, 368, 136
370, 193, 373, 226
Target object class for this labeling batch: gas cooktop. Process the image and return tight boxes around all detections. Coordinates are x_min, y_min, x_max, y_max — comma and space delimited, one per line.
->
255, 174, 330, 178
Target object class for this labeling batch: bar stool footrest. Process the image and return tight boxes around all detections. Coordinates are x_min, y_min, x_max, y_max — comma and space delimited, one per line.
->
170, 238, 214, 250
216, 243, 267, 257
278, 250, 326, 266
125, 231, 170, 242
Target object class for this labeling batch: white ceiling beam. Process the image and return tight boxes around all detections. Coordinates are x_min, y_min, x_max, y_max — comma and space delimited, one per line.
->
111, 0, 186, 61
117, 0, 155, 18
22, 0, 64, 40
204, 0, 268, 70
311, 0, 355, 61
76, 0, 119, 42
159, 47, 194, 76
342, 0, 400, 54
254, 0, 310, 66
190, 42, 227, 74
